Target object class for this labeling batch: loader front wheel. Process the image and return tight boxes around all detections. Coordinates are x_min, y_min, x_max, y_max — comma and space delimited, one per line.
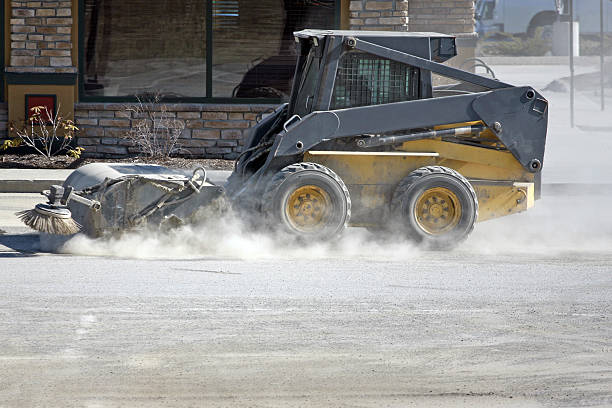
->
391, 166, 478, 249
262, 162, 351, 240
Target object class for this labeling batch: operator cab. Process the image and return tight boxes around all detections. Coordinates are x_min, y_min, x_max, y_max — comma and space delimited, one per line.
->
289, 30, 459, 118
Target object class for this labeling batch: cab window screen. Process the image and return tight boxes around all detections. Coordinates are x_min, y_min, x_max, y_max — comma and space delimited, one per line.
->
331, 52, 419, 109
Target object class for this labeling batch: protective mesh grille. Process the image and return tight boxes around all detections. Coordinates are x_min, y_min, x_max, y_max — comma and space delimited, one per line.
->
331, 52, 417, 109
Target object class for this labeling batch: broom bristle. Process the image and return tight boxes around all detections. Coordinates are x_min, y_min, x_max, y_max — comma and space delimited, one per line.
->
16, 208, 82, 235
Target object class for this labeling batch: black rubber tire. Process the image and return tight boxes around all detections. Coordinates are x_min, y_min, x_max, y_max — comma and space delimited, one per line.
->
261, 162, 351, 240
391, 166, 478, 249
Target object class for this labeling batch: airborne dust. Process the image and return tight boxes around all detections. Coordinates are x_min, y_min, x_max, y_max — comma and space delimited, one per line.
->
58, 188, 612, 261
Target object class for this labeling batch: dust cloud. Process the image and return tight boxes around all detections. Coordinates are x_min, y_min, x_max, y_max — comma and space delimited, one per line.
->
467, 194, 612, 255
57, 188, 612, 261
59, 208, 422, 261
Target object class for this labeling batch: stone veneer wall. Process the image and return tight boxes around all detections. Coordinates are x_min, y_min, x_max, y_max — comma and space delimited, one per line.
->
349, 0, 409, 31
75, 103, 275, 159
9, 0, 75, 72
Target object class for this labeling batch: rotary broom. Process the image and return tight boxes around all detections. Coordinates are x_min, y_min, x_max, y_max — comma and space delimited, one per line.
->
17, 185, 101, 235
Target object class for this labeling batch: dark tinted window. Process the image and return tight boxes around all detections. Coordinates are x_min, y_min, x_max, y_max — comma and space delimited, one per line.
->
82, 0, 338, 100
83, 0, 206, 98
214, 0, 337, 99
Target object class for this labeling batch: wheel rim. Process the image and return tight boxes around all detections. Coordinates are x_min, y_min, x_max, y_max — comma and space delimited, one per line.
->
285, 185, 331, 232
414, 187, 462, 235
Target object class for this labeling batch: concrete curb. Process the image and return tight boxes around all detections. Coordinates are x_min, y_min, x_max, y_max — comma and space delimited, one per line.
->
0, 179, 65, 193
0, 169, 233, 193
0, 169, 73, 193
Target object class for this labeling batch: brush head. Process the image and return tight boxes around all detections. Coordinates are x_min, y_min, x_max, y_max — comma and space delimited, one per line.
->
16, 204, 82, 235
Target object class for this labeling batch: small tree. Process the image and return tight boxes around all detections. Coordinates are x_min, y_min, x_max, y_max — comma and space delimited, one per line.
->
124, 94, 185, 158
2, 106, 83, 160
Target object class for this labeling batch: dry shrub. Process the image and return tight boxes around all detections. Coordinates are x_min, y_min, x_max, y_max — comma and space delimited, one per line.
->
3, 106, 82, 161
124, 94, 185, 158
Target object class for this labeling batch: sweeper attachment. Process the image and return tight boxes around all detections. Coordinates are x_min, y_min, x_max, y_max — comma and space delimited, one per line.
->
21, 30, 548, 249
19, 163, 224, 238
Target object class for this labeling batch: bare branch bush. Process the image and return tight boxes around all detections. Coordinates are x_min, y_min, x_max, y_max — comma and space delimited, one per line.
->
3, 105, 82, 161
124, 94, 185, 158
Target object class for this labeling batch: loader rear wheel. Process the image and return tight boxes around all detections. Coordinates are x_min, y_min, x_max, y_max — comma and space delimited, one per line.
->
262, 162, 351, 239
391, 166, 478, 249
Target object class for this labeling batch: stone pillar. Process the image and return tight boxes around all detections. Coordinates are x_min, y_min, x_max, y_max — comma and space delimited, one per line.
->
349, 0, 409, 31
406, 0, 475, 34
9, 0, 75, 73
6, 0, 76, 136
403, 0, 477, 72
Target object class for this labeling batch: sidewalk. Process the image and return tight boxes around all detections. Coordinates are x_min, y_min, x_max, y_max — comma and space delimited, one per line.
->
0, 168, 232, 193
0, 169, 73, 193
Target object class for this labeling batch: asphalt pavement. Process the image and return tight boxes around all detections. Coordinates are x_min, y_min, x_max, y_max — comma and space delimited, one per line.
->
1, 231, 611, 408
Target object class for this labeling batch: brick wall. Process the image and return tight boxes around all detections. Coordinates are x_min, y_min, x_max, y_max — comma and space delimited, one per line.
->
75, 103, 275, 159
406, 0, 475, 34
349, 0, 409, 31
8, 0, 75, 73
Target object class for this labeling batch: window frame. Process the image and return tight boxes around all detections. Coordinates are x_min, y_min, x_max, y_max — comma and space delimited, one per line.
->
77, 0, 340, 104
0, 0, 4, 102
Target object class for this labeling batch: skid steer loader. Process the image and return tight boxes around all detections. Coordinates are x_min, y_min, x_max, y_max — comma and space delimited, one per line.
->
24, 30, 548, 249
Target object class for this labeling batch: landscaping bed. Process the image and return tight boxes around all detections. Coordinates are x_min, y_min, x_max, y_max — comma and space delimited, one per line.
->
0, 154, 235, 171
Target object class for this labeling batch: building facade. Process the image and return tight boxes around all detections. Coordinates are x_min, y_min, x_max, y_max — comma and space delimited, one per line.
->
1, 0, 476, 158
